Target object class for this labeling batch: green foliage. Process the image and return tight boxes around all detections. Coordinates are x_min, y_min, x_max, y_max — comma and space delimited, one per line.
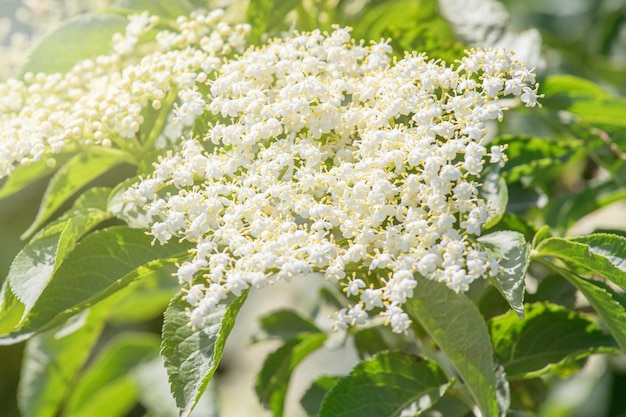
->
489, 303, 619, 379
317, 351, 451, 417
18, 311, 105, 417
0, 227, 193, 345
256, 332, 327, 416
478, 231, 530, 319
161, 292, 248, 417
22, 14, 128, 75
404, 278, 499, 417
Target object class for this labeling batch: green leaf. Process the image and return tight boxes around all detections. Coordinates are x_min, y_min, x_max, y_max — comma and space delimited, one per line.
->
258, 309, 321, 340
489, 302, 618, 379
246, 0, 301, 42
300, 375, 338, 417
107, 268, 179, 324
353, 327, 397, 360
318, 351, 450, 417
541, 75, 626, 128
112, 0, 194, 18
544, 180, 626, 234
478, 231, 530, 319
17, 309, 105, 417
405, 278, 498, 417
9, 190, 112, 319
525, 274, 577, 309
63, 333, 160, 417
479, 166, 508, 229
108, 177, 155, 229
161, 291, 248, 417
532, 225, 552, 248
256, 332, 327, 417
22, 151, 125, 239
0, 226, 193, 345
23, 14, 127, 75
0, 154, 72, 200
535, 233, 626, 290
351, 0, 465, 62
556, 268, 626, 353
493, 135, 577, 184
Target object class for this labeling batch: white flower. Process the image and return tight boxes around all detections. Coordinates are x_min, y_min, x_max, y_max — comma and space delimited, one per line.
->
120, 29, 540, 333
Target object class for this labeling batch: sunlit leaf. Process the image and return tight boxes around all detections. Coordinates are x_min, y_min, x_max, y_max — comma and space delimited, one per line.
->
0, 227, 193, 345
555, 268, 626, 353
493, 135, 577, 184
536, 233, 626, 290
479, 165, 508, 229
541, 75, 626, 128
9, 188, 112, 318
22, 152, 125, 239
318, 351, 451, 417
405, 278, 498, 417
161, 291, 248, 417
478, 231, 530, 319
489, 302, 618, 378
0, 154, 72, 200
23, 14, 127, 75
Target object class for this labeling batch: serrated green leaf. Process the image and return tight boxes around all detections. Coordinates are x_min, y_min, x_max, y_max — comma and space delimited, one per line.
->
541, 75, 626, 128
0, 226, 193, 345
258, 309, 321, 340
544, 180, 626, 234
9, 191, 112, 319
478, 231, 530, 319
0, 153, 72, 200
17, 309, 105, 417
63, 333, 160, 417
256, 332, 327, 417
405, 278, 498, 417
556, 269, 626, 353
318, 351, 450, 417
300, 375, 338, 417
23, 14, 127, 75
489, 302, 618, 379
22, 151, 125, 239
161, 291, 248, 417
112, 0, 194, 18
536, 233, 626, 290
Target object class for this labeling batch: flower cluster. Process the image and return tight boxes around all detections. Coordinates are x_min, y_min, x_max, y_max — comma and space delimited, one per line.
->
124, 27, 540, 333
0, 10, 249, 178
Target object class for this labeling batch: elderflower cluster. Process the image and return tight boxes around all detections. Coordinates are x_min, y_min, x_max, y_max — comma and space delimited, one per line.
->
123, 28, 539, 333
0, 10, 250, 178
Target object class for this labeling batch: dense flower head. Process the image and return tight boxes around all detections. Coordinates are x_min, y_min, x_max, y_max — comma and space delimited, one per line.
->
123, 26, 540, 333
0, 10, 250, 178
